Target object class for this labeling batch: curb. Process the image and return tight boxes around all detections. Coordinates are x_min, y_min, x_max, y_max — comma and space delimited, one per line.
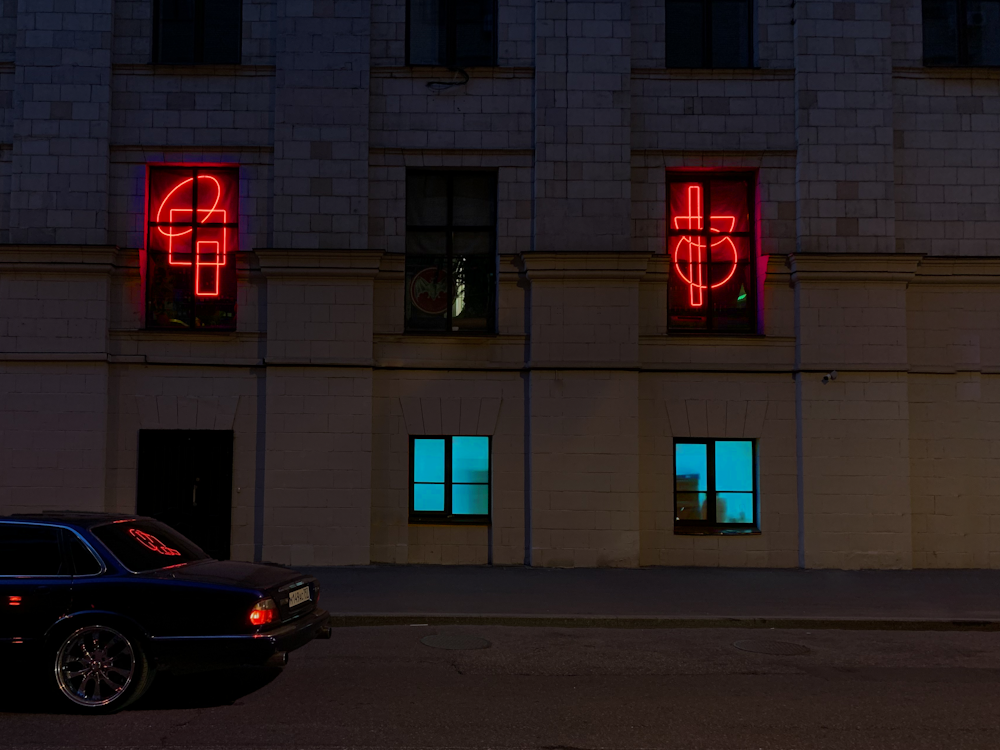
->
327, 613, 1000, 631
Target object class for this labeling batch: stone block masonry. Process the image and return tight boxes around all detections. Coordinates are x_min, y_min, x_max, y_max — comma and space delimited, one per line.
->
0, 1, 998, 570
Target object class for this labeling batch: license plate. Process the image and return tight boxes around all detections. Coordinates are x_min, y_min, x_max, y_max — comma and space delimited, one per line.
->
288, 585, 311, 608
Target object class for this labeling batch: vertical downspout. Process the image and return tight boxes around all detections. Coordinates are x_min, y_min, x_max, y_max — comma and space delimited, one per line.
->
792, 260, 805, 569
522, 282, 532, 567
253, 264, 268, 563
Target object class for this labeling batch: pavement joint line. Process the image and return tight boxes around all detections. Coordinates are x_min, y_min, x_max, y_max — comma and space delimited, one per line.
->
327, 613, 1000, 631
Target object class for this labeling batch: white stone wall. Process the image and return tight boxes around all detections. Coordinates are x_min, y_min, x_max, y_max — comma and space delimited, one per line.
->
9, 0, 113, 245
1, 1, 999, 570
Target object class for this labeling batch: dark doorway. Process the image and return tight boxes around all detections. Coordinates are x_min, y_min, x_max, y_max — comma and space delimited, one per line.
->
136, 430, 234, 560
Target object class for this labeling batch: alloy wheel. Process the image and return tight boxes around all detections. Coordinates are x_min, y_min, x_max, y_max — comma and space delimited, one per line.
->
54, 625, 136, 708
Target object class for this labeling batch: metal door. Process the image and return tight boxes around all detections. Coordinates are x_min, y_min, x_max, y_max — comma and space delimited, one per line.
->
136, 430, 234, 560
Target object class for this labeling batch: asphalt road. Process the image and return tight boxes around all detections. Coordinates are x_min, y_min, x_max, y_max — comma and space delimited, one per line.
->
3, 625, 1000, 749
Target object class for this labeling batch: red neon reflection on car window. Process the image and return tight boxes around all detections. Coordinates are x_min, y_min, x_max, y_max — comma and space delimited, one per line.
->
671, 184, 739, 308
128, 528, 181, 556
154, 174, 230, 297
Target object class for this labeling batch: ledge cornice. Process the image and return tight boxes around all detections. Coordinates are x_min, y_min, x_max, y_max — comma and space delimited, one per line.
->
911, 256, 1000, 285
788, 253, 923, 284
520, 251, 654, 280
0, 244, 121, 273
254, 249, 384, 278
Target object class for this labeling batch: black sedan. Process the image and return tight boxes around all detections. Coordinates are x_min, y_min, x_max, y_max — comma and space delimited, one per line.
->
0, 513, 332, 712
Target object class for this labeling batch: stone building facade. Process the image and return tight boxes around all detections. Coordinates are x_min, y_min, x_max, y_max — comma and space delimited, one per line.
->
1, 0, 999, 569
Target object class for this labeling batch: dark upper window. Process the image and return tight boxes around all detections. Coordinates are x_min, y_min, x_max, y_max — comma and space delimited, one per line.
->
153, 0, 243, 65
405, 171, 497, 334
675, 439, 757, 533
145, 166, 239, 331
667, 173, 756, 333
923, 1, 1000, 66
407, 0, 496, 67
411, 436, 491, 523
0, 524, 66, 576
665, 0, 754, 68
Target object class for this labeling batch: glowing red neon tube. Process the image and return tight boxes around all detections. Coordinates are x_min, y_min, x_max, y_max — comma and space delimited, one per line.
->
672, 184, 740, 308
153, 174, 230, 298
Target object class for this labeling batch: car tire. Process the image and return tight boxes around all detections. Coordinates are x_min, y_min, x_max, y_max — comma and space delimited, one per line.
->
52, 624, 155, 713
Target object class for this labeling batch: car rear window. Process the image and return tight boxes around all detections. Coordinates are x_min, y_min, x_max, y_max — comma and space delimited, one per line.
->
0, 523, 66, 576
91, 520, 209, 572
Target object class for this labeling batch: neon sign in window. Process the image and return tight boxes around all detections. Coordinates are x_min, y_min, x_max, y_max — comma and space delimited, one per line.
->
128, 528, 181, 556
667, 176, 755, 333
145, 166, 238, 330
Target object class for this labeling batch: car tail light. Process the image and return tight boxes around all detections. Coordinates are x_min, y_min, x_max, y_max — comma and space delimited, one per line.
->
249, 598, 278, 627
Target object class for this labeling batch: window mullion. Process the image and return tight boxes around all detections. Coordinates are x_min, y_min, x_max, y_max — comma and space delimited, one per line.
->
707, 439, 717, 525
704, 180, 713, 331
195, 0, 205, 64
445, 437, 453, 516
191, 169, 199, 318
446, 174, 454, 331
704, 0, 713, 68
958, 0, 969, 66
446, 0, 457, 67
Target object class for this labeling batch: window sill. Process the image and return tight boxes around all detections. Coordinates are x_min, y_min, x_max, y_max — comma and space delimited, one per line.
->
140, 326, 238, 334
402, 330, 498, 339
409, 516, 491, 526
372, 66, 534, 79
112, 63, 275, 76
665, 330, 762, 338
673, 526, 760, 536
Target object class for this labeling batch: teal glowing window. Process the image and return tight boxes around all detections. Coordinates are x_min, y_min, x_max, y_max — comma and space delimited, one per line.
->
674, 439, 757, 531
411, 436, 490, 522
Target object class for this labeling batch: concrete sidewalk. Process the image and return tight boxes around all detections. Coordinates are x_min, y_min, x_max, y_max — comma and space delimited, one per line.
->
301, 565, 1000, 630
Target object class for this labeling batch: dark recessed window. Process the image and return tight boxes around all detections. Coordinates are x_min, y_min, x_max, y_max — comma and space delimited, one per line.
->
146, 166, 239, 330
674, 439, 758, 533
405, 171, 497, 334
411, 436, 491, 524
667, 173, 755, 333
153, 0, 242, 65
665, 0, 753, 68
923, 0, 1000, 66
407, 0, 496, 67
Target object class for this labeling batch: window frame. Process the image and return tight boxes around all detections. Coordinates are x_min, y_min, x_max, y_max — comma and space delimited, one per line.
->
405, 0, 499, 68
144, 164, 240, 331
151, 0, 243, 66
673, 438, 759, 534
664, 0, 755, 69
923, 0, 1000, 67
666, 171, 757, 334
409, 435, 492, 525
404, 169, 498, 335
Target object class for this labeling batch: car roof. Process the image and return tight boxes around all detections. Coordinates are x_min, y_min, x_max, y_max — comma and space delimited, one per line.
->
0, 512, 151, 531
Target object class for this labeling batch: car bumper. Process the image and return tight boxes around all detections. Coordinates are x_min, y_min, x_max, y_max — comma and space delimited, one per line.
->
150, 608, 332, 670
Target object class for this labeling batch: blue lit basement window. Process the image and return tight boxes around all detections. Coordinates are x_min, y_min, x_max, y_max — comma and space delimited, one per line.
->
411, 436, 490, 523
674, 439, 758, 534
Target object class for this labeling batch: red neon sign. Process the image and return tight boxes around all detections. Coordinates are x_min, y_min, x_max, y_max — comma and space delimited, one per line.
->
128, 528, 181, 556
671, 184, 739, 308
153, 174, 231, 298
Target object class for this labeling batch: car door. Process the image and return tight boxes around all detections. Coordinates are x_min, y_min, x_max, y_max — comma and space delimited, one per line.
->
0, 522, 74, 647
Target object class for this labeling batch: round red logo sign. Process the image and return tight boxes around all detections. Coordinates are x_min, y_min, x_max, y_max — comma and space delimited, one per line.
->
409, 267, 449, 315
